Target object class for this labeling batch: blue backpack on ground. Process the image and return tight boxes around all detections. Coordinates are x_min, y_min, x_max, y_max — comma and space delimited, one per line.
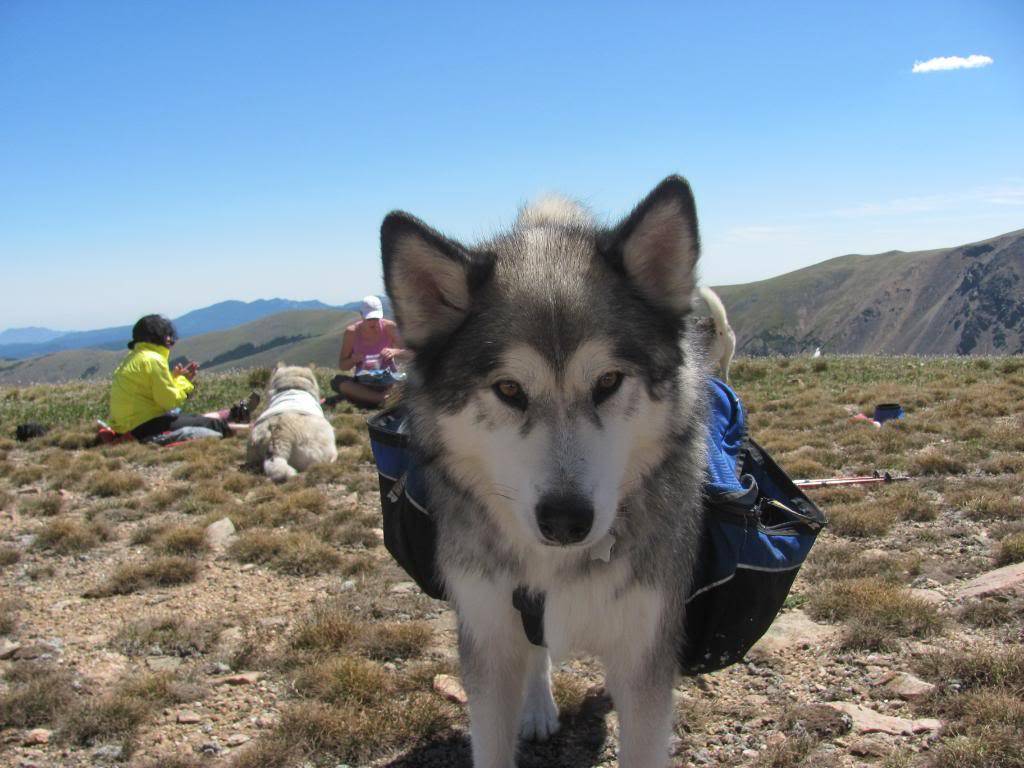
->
368, 378, 826, 675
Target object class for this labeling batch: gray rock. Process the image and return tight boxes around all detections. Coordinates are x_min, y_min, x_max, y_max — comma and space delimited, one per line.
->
746, 611, 838, 661
204, 517, 237, 552
956, 562, 1024, 600
826, 702, 941, 735
146, 656, 182, 672
875, 671, 936, 701
92, 744, 123, 761
12, 642, 57, 661
0, 639, 21, 659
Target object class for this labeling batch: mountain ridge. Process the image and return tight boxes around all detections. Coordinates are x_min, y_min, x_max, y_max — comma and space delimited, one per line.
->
714, 227, 1024, 356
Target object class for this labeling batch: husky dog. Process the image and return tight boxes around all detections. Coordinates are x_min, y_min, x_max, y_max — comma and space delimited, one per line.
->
247, 365, 337, 482
695, 286, 736, 382
380, 176, 710, 768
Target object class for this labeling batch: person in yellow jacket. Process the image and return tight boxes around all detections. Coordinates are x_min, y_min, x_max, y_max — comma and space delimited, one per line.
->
109, 315, 231, 441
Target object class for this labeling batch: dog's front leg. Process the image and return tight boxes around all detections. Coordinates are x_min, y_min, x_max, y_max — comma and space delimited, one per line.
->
605, 652, 676, 768
452, 577, 531, 768
519, 644, 559, 741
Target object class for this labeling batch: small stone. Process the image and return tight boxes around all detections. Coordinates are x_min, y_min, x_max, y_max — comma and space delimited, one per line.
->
0, 639, 21, 659
877, 672, 936, 701
240, 563, 256, 572
92, 744, 123, 761
741, 749, 759, 758
226, 734, 250, 747
255, 714, 277, 729
23, 729, 51, 745
746, 611, 838, 661
12, 642, 57, 661
371, 527, 385, 541
389, 581, 418, 594
909, 588, 946, 605
340, 580, 356, 592
783, 704, 851, 738
204, 517, 237, 551
146, 656, 182, 673
849, 735, 891, 757
217, 671, 261, 686
826, 702, 941, 735
176, 710, 202, 724
433, 673, 468, 705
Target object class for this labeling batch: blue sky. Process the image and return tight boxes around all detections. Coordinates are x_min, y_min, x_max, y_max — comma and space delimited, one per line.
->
1, 0, 1022, 330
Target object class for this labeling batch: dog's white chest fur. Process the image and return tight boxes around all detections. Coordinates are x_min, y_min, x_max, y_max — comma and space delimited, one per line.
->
544, 569, 664, 663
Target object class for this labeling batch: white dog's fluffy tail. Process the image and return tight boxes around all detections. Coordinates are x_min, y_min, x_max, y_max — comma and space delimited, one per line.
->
264, 456, 297, 483
698, 286, 729, 334
263, 425, 298, 483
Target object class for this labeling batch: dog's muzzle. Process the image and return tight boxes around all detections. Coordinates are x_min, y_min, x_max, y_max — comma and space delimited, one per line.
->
535, 493, 594, 545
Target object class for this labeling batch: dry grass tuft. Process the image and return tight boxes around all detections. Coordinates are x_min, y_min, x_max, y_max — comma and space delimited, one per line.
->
293, 655, 390, 705
253, 693, 455, 766
86, 469, 145, 497
916, 647, 1024, 768
908, 447, 967, 476
804, 540, 920, 583
0, 544, 21, 568
152, 523, 208, 555
753, 733, 822, 767
361, 621, 432, 661
290, 602, 360, 654
19, 492, 64, 517
994, 533, 1024, 566
825, 501, 894, 538
957, 597, 1022, 629
0, 662, 76, 728
33, 517, 115, 554
228, 529, 341, 575
806, 577, 944, 649
113, 614, 223, 657
0, 597, 18, 635
61, 672, 200, 751
85, 556, 199, 597
335, 427, 362, 447
916, 645, 1024, 693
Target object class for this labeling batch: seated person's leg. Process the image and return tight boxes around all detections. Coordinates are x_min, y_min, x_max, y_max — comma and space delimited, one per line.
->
132, 412, 231, 441
335, 380, 388, 407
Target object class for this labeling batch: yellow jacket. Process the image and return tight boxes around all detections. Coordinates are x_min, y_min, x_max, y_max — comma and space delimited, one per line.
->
108, 342, 194, 433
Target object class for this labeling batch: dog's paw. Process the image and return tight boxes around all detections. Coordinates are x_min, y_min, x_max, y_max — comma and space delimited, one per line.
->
519, 693, 560, 741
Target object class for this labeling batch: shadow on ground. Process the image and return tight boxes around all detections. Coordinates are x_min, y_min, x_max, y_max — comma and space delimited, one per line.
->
385, 690, 614, 768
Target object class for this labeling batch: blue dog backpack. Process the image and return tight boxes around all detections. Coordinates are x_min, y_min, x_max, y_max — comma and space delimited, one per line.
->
368, 378, 826, 675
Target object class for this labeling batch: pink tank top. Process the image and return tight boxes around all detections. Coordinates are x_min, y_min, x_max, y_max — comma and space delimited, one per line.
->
352, 322, 396, 371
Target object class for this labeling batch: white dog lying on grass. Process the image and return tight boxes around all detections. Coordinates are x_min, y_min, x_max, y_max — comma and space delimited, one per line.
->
247, 365, 337, 482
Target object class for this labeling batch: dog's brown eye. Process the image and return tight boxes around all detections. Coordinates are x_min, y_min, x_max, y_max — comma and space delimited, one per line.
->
593, 371, 624, 405
493, 380, 528, 410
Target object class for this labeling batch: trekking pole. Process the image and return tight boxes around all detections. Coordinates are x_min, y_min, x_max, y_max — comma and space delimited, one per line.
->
794, 471, 909, 489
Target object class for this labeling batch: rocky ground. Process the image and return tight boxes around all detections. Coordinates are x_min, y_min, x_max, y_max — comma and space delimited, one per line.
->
1, 357, 1023, 768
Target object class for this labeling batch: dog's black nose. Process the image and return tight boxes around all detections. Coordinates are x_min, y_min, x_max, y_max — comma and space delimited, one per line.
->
535, 493, 593, 545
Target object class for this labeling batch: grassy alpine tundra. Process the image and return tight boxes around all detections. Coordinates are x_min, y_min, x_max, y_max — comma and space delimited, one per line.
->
1, 356, 1022, 768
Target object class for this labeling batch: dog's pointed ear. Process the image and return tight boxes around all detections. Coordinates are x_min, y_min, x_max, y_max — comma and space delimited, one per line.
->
604, 176, 700, 316
381, 211, 491, 349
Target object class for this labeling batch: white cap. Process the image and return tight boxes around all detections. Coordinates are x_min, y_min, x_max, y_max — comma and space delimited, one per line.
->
360, 295, 384, 319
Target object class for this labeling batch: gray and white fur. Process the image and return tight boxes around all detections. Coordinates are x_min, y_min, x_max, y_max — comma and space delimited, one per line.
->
246, 365, 337, 482
380, 176, 710, 768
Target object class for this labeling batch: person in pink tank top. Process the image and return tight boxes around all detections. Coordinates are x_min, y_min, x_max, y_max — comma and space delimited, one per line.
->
330, 295, 408, 407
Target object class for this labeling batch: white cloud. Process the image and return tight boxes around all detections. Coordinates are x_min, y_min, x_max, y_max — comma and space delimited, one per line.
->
912, 54, 993, 73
